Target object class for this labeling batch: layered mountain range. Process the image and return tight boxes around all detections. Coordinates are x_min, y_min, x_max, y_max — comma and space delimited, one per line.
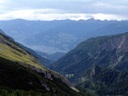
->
1, 19, 128, 54
1, 19, 128, 96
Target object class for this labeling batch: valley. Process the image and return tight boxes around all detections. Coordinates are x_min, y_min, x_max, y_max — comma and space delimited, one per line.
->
0, 0, 127, 96
1, 19, 128, 55
0, 30, 86, 96
1, 19, 128, 96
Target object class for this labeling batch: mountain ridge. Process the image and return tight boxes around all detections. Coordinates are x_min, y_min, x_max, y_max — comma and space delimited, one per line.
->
50, 32, 128, 96
0, 30, 86, 96
50, 32, 128, 82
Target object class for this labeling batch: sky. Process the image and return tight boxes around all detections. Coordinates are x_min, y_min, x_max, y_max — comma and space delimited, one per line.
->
0, 0, 128, 21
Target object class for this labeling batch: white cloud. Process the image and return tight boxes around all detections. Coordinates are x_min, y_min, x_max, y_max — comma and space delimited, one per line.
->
92, 13, 128, 21
0, 0, 7, 4
0, 9, 127, 21
0, 0, 127, 21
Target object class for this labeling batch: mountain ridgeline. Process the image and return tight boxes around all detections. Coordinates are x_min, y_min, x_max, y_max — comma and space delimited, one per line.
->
0, 30, 88, 96
1, 19, 128, 96
1, 19, 128, 54
51, 32, 128, 80
50, 32, 128, 96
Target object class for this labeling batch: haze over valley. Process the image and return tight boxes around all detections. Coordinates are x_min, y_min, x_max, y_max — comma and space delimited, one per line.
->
0, 0, 128, 96
1, 19, 128, 55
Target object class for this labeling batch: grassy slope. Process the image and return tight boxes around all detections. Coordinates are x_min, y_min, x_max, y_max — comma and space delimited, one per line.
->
0, 33, 86, 96
0, 33, 47, 71
0, 56, 84, 96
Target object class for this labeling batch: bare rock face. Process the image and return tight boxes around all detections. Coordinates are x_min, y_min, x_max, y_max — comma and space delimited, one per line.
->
28, 64, 79, 92
40, 80, 50, 91
94, 33, 128, 67
96, 33, 128, 54
28, 65, 53, 80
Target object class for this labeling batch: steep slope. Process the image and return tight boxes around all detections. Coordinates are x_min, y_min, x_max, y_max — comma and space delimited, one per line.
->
0, 57, 84, 96
50, 32, 128, 82
0, 32, 46, 70
76, 66, 128, 96
0, 31, 86, 96
19, 44, 52, 67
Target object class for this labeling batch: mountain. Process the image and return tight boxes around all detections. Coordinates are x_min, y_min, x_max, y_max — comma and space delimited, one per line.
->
50, 32, 128, 81
1, 19, 128, 54
76, 66, 128, 96
50, 32, 128, 96
0, 30, 87, 96
0, 19, 70, 53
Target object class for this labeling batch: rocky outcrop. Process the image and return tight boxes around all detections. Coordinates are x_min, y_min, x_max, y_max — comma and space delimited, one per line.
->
28, 64, 79, 92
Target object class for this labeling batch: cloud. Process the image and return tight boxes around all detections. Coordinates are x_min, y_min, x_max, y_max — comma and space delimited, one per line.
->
0, 9, 127, 21
0, 0, 128, 21
92, 13, 128, 21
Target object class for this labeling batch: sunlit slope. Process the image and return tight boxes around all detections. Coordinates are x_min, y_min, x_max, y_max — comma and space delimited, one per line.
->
0, 31, 88, 96
0, 32, 47, 70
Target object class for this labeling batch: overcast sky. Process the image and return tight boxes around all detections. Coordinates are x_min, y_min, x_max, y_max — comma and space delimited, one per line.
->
0, 0, 128, 21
